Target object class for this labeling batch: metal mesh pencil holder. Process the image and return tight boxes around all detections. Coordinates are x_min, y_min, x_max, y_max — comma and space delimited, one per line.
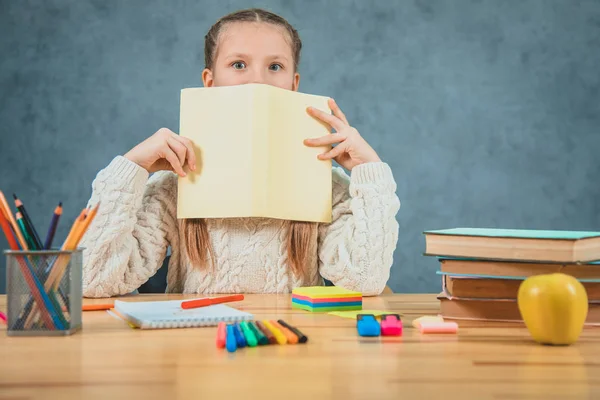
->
5, 248, 83, 336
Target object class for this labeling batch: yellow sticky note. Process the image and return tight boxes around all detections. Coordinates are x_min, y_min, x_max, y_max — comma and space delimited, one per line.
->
293, 286, 362, 298
328, 310, 390, 319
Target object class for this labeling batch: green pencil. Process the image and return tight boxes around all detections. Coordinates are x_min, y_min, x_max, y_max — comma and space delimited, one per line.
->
16, 212, 36, 250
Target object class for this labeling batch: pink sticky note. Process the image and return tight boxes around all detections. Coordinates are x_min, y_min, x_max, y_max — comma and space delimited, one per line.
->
418, 321, 458, 334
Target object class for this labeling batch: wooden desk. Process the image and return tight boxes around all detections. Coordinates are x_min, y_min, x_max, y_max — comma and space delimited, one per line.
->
1, 294, 599, 399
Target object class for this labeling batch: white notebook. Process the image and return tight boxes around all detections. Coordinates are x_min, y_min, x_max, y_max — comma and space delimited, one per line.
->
113, 299, 254, 329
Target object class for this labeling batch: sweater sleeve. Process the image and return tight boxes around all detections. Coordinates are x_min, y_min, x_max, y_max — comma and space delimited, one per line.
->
317, 162, 400, 296
79, 156, 178, 298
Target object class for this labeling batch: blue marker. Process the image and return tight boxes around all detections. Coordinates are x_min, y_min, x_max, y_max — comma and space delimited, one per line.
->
233, 322, 247, 348
226, 324, 238, 352
356, 314, 380, 337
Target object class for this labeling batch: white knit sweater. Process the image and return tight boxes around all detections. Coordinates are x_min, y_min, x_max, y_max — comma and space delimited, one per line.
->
80, 156, 400, 298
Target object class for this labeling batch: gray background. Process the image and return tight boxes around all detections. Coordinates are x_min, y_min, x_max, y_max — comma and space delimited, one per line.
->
1, 0, 599, 294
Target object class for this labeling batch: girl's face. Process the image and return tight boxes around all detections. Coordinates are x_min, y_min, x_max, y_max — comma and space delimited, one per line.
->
202, 22, 300, 91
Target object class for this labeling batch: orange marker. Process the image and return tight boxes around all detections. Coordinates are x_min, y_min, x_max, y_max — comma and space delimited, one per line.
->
271, 320, 298, 344
82, 303, 113, 311
182, 294, 244, 309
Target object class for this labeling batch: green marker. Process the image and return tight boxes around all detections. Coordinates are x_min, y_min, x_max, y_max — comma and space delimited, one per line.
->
240, 321, 258, 347
248, 321, 268, 345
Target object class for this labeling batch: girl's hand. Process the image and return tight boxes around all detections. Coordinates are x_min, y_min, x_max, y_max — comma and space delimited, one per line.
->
304, 98, 381, 170
124, 128, 197, 177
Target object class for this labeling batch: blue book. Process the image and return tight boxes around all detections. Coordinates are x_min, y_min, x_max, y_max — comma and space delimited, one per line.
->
423, 228, 600, 263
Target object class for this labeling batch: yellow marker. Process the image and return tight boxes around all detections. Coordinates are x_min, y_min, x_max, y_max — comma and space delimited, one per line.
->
263, 320, 287, 345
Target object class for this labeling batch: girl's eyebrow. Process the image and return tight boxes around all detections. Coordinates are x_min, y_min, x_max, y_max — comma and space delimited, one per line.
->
267, 54, 290, 62
225, 52, 251, 60
224, 53, 290, 62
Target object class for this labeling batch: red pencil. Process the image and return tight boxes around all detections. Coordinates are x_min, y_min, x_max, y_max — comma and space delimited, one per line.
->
181, 294, 244, 309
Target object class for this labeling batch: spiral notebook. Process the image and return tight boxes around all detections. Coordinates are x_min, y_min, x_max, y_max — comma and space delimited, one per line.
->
113, 299, 253, 329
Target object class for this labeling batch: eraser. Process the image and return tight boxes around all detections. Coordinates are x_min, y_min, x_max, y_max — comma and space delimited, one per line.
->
418, 321, 458, 334
412, 315, 444, 329
380, 314, 402, 336
357, 314, 380, 337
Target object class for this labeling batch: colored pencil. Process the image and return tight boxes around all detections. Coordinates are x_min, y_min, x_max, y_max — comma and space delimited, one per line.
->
24, 208, 87, 328
52, 203, 100, 289
0, 204, 19, 250
13, 194, 43, 250
0, 192, 60, 329
0, 191, 27, 250
25, 203, 99, 327
16, 212, 37, 250
44, 202, 62, 249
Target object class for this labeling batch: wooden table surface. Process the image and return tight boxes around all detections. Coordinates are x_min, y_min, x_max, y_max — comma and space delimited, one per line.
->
1, 293, 599, 400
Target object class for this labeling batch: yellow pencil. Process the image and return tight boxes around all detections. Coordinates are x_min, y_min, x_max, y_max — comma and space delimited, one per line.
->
0, 190, 28, 250
25, 206, 93, 328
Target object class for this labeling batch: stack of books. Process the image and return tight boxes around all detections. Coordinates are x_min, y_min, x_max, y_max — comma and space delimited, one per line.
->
423, 228, 600, 326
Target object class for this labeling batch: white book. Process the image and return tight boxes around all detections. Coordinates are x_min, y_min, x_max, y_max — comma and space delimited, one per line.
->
113, 299, 253, 329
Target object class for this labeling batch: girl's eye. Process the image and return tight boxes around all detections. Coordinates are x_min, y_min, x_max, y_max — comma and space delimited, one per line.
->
269, 63, 282, 71
232, 61, 246, 70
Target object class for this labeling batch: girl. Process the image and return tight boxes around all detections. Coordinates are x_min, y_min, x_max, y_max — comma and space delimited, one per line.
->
80, 8, 400, 297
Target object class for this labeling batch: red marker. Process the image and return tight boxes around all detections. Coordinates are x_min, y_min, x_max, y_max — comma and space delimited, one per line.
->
181, 294, 244, 309
216, 322, 226, 348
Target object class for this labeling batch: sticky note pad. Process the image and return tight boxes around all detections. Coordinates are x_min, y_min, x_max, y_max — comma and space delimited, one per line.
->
292, 286, 362, 298
328, 310, 389, 319
291, 286, 362, 312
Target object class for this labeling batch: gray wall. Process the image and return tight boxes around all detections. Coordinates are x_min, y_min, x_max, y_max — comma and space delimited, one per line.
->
1, 0, 599, 294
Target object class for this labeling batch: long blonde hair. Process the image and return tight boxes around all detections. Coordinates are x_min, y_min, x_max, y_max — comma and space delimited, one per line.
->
179, 8, 315, 278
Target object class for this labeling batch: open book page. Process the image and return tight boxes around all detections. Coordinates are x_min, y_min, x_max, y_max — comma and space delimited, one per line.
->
267, 85, 332, 222
177, 85, 257, 219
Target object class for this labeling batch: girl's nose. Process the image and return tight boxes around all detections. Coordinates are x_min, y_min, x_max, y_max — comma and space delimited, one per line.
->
247, 67, 267, 84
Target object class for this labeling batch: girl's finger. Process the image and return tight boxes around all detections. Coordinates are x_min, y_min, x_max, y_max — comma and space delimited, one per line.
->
304, 133, 346, 147
318, 143, 346, 160
159, 146, 186, 177
172, 134, 197, 171
329, 98, 349, 125
307, 106, 346, 132
167, 137, 187, 168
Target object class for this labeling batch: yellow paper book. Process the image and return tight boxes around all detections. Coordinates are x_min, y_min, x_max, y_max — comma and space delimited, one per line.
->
328, 310, 389, 319
177, 83, 333, 222
292, 286, 362, 298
